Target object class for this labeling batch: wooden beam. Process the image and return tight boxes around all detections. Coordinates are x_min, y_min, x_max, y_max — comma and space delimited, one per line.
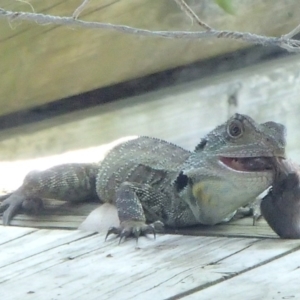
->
1, 0, 300, 115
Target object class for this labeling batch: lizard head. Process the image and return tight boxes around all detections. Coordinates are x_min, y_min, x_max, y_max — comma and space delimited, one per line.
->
179, 113, 286, 225
187, 113, 286, 173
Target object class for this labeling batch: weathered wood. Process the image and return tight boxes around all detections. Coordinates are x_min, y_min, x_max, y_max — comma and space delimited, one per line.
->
167, 218, 278, 239
2, 202, 278, 238
0, 0, 300, 116
0, 226, 36, 245
0, 228, 94, 267
0, 228, 300, 299
0, 190, 278, 238
8, 214, 87, 230
0, 54, 299, 161
183, 247, 300, 299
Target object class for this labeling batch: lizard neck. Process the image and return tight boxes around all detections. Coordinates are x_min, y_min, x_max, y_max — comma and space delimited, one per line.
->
179, 157, 274, 225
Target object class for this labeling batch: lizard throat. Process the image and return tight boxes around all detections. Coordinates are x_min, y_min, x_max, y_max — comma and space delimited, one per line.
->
219, 156, 274, 172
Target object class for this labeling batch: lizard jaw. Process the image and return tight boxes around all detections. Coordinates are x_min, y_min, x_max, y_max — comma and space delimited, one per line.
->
219, 156, 274, 172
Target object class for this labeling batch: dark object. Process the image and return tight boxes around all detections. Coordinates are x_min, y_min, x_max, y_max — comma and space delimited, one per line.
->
261, 159, 300, 238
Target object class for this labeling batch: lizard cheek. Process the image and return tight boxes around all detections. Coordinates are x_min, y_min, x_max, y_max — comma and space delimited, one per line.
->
192, 183, 211, 206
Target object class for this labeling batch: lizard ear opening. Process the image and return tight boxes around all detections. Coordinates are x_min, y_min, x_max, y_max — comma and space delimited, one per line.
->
174, 171, 189, 192
194, 138, 207, 152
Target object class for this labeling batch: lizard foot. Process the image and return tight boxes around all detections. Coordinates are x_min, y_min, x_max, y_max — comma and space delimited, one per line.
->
236, 199, 262, 225
0, 192, 43, 225
105, 220, 164, 244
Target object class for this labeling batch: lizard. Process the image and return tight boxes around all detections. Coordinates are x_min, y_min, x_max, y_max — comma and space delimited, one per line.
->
261, 158, 300, 238
0, 113, 287, 242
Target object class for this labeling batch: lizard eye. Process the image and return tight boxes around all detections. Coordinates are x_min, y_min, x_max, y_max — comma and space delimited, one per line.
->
227, 120, 244, 138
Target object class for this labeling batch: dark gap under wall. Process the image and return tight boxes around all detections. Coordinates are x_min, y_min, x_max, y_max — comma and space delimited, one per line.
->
0, 45, 292, 131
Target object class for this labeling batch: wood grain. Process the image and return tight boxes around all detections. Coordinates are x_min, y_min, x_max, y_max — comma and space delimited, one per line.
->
1, 227, 300, 299
1, 0, 300, 116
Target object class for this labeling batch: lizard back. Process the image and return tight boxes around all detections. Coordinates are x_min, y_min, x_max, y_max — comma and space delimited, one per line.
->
96, 136, 190, 202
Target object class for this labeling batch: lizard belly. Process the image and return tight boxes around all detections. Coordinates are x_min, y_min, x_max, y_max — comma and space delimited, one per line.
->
191, 174, 272, 225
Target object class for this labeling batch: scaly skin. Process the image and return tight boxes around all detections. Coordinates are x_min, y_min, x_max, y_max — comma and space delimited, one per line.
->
0, 114, 286, 241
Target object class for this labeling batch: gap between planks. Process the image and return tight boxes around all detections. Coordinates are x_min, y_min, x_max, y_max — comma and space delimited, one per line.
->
181, 244, 300, 299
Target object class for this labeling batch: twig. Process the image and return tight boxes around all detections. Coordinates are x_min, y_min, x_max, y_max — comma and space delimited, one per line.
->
174, 0, 212, 31
282, 24, 300, 39
17, 0, 35, 13
0, 8, 299, 52
73, 0, 90, 19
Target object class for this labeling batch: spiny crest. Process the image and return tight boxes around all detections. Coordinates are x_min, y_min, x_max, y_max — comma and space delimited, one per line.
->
261, 121, 286, 149
194, 138, 207, 152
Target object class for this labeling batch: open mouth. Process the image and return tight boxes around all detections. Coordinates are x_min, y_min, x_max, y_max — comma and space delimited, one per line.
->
219, 156, 275, 172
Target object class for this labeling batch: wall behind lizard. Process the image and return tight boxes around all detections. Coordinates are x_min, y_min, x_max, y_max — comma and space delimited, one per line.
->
0, 54, 299, 161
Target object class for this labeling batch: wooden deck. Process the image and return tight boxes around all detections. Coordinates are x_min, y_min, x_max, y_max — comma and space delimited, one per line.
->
0, 188, 299, 300
1, 217, 300, 300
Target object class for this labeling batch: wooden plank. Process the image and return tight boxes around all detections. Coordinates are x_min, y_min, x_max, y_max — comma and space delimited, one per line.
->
0, 54, 300, 161
0, 228, 95, 268
7, 214, 88, 230
0, 226, 37, 245
0, 231, 300, 299
1, 1, 300, 116
2, 212, 278, 238
182, 247, 300, 299
167, 218, 278, 239
0, 201, 278, 238
0, 231, 102, 282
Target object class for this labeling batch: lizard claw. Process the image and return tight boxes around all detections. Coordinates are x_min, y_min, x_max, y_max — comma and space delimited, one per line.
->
251, 199, 262, 226
0, 193, 25, 225
0, 191, 43, 225
252, 210, 262, 226
105, 220, 164, 244
235, 199, 262, 226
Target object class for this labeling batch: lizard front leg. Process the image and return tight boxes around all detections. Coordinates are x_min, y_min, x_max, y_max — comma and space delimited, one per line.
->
105, 182, 164, 243
0, 163, 99, 225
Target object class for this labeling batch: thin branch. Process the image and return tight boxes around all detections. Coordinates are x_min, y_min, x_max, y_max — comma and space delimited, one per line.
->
17, 0, 35, 13
73, 0, 90, 19
0, 8, 300, 52
282, 24, 300, 39
174, 0, 212, 31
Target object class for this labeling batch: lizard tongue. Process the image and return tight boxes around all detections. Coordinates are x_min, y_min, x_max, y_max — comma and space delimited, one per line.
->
219, 157, 273, 172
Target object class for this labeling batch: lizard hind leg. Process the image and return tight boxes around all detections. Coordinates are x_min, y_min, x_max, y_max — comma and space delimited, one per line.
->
105, 182, 163, 244
0, 163, 99, 225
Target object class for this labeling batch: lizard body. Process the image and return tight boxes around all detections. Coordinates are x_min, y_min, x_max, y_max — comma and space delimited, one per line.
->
0, 114, 286, 240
